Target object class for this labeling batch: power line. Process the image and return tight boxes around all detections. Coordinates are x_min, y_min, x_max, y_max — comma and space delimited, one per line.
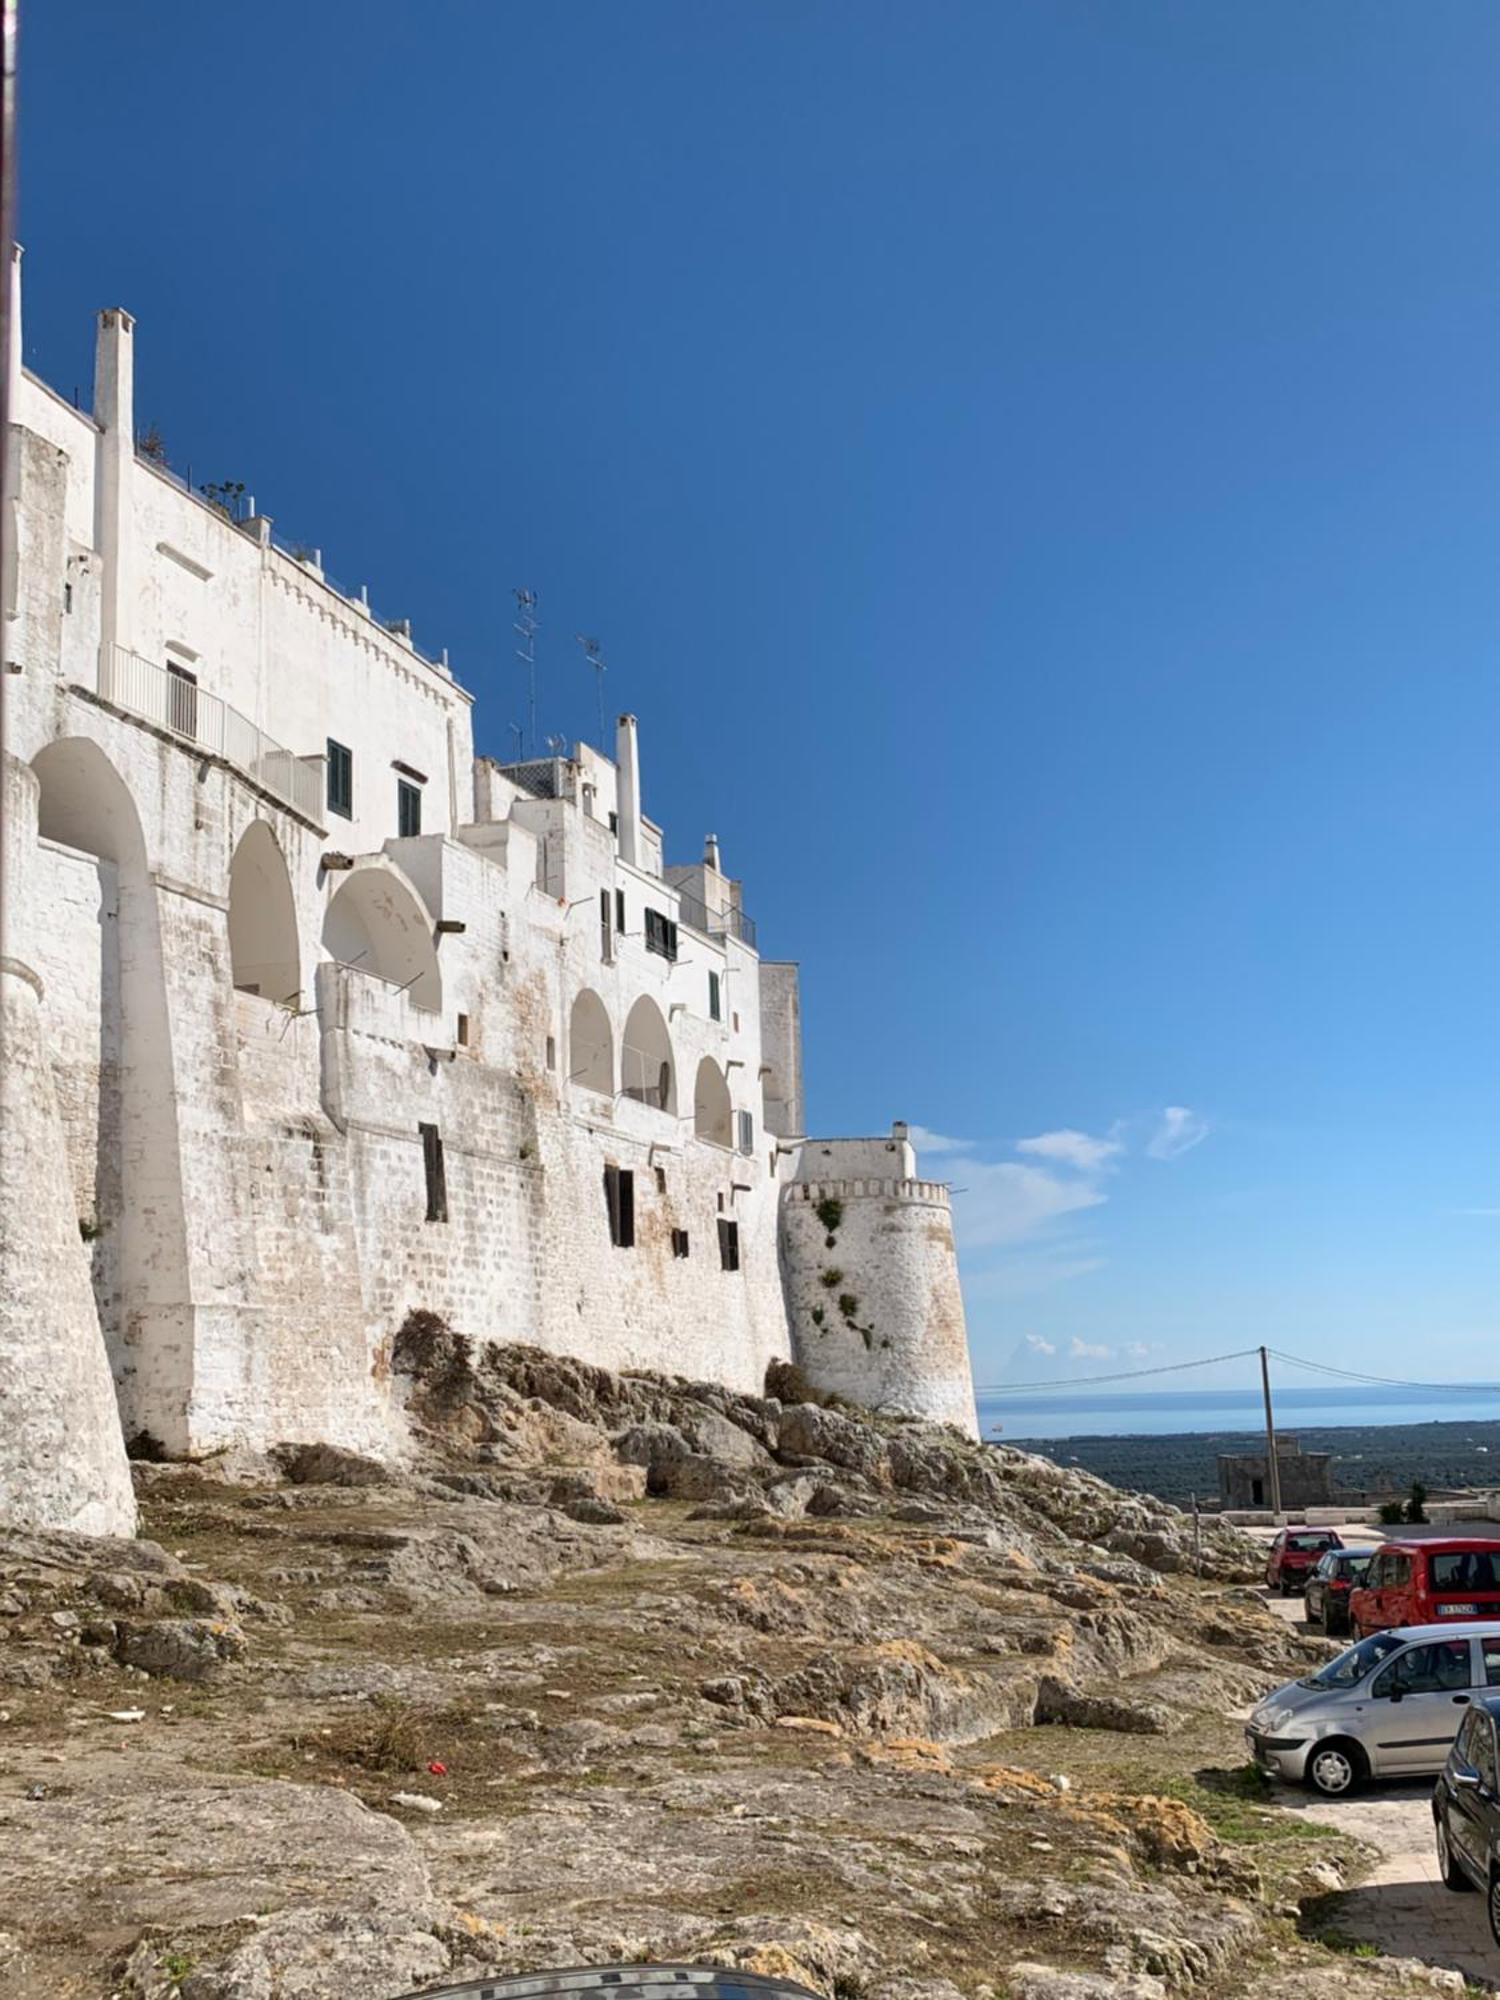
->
975, 1346, 1260, 1395
976, 1342, 1500, 1399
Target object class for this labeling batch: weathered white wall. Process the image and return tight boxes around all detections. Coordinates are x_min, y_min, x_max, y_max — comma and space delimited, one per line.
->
781, 1174, 978, 1437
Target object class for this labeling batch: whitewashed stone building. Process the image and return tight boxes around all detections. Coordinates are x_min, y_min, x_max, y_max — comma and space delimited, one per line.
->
0, 260, 978, 1538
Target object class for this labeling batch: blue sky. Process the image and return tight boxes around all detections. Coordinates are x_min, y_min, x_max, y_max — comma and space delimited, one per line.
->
21, 3, 1500, 1388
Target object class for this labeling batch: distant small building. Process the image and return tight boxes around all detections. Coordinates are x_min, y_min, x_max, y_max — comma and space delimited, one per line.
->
1217, 1436, 1334, 1511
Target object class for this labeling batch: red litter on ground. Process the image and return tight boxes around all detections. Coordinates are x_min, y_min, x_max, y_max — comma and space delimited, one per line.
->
427, 1761, 447, 1776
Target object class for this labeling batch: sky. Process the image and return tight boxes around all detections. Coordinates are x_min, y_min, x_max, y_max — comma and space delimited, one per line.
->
19, 3, 1500, 1392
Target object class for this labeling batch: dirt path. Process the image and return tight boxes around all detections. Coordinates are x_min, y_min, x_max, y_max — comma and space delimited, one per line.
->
1261, 1589, 1498, 1982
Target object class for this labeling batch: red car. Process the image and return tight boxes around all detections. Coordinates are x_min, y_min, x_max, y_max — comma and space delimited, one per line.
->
1265, 1527, 1342, 1595
1349, 1536, 1500, 1637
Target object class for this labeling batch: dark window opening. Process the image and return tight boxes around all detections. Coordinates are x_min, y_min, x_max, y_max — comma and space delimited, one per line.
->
708, 970, 722, 1021
327, 739, 353, 819
717, 1217, 741, 1272
397, 778, 422, 838
655, 1166, 667, 1194
609, 810, 619, 835
733, 1011, 740, 1032
600, 888, 614, 963
615, 888, 626, 933
456, 1013, 470, 1047
545, 1034, 557, 1069
420, 1122, 448, 1223
604, 1165, 635, 1248
672, 1227, 690, 1259
167, 661, 199, 740
737, 1108, 754, 1155
645, 909, 679, 961
63, 582, 73, 614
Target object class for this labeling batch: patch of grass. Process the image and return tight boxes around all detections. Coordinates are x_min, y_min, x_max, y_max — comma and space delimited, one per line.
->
1317, 1929, 1380, 1958
310, 1695, 475, 1774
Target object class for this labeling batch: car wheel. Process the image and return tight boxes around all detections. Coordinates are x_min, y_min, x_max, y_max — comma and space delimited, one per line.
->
1488, 1870, 1500, 1949
1436, 1811, 1475, 1891
1307, 1740, 1365, 1798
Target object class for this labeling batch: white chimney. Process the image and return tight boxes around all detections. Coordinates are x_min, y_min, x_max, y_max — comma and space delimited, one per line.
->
615, 714, 641, 868
93, 307, 137, 658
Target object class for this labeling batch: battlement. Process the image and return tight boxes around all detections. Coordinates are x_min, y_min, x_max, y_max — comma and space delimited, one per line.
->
787, 1175, 951, 1207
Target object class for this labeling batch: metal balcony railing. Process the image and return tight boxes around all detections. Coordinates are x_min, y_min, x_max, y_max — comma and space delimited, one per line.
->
674, 887, 757, 951
97, 644, 324, 824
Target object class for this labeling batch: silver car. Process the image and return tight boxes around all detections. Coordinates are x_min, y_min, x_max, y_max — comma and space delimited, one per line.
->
1247, 1621, 1500, 1797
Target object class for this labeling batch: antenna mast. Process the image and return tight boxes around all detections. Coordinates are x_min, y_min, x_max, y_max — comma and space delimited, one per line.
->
576, 634, 607, 749
513, 588, 539, 756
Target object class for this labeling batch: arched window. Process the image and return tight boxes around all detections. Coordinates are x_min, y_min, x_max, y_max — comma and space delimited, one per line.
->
322, 863, 441, 1013
569, 988, 614, 1096
621, 994, 675, 1113
228, 821, 301, 1006
693, 1055, 733, 1146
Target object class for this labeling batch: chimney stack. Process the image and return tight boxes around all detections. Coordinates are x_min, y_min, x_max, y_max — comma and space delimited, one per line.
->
93, 308, 137, 657
704, 833, 721, 873
615, 714, 641, 868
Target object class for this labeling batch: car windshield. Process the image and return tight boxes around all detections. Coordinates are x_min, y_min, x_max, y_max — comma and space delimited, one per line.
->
1289, 1533, 1334, 1550
1301, 1630, 1407, 1688
1340, 1553, 1372, 1577
1430, 1550, 1500, 1591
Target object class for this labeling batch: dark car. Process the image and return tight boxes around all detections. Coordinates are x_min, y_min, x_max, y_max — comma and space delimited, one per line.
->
1432, 1672, 1500, 1948
1266, 1527, 1342, 1595
1305, 1546, 1377, 1635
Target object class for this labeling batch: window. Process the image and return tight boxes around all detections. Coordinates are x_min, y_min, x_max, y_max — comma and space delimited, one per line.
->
167, 662, 198, 740
708, 970, 722, 1022
457, 1013, 470, 1047
1432, 1550, 1500, 1592
545, 1034, 557, 1070
671, 1227, 690, 1259
600, 888, 614, 964
327, 739, 353, 819
615, 889, 626, 933
604, 1165, 635, 1248
1371, 1640, 1472, 1699
1484, 1638, 1500, 1688
717, 1217, 740, 1272
1475, 1715, 1500, 1791
655, 1166, 667, 1194
737, 1108, 754, 1156
645, 909, 679, 961
419, 1122, 447, 1223
63, 581, 73, 614
397, 779, 422, 838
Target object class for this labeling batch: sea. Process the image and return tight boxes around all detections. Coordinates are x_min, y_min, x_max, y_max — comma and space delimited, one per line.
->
978, 1383, 1500, 1443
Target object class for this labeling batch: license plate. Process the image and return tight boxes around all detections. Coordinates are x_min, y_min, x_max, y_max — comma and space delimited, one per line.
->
1439, 1602, 1479, 1615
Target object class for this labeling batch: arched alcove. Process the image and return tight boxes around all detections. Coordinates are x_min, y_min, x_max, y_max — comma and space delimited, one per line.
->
569, 988, 614, 1096
322, 863, 441, 1013
33, 736, 148, 869
228, 821, 302, 1006
621, 994, 675, 1113
693, 1055, 733, 1146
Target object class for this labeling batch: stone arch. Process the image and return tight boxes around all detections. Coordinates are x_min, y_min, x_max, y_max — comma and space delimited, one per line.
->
693, 1055, 733, 1146
322, 861, 441, 1013
228, 821, 302, 1007
621, 994, 675, 1113
569, 987, 613, 1096
33, 735, 148, 870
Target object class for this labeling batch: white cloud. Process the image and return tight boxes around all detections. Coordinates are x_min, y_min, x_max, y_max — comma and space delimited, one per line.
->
949, 1158, 1109, 1250
1124, 1341, 1152, 1360
1024, 1334, 1056, 1355
1146, 1105, 1210, 1161
1069, 1337, 1112, 1360
906, 1124, 970, 1156
1015, 1127, 1124, 1174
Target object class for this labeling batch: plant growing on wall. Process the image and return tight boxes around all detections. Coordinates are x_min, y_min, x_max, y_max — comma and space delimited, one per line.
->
814, 1196, 844, 1247
137, 424, 167, 464
809, 1306, 825, 1327
819, 1267, 843, 1290
836, 1292, 860, 1321
200, 479, 248, 522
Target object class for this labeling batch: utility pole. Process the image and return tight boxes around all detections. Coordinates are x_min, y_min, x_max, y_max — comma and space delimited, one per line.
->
1259, 1345, 1283, 1518
513, 588, 538, 757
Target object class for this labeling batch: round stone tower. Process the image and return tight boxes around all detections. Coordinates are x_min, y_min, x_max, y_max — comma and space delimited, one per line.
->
780, 1124, 978, 1436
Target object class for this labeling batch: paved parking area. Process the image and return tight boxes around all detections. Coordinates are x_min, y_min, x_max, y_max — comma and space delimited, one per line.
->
1258, 1587, 1498, 1981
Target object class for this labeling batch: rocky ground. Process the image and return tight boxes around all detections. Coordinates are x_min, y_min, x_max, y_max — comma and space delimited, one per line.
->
0, 1327, 1482, 1999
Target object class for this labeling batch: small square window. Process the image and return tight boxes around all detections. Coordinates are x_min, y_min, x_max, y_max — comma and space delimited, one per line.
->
397, 778, 422, 837
645, 909, 679, 961
327, 739, 353, 819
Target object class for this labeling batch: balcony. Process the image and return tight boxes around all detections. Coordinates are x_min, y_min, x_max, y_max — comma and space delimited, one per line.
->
675, 886, 757, 952
97, 644, 323, 824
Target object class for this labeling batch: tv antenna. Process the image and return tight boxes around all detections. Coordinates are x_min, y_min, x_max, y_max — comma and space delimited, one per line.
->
575, 634, 607, 748
513, 588, 539, 756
